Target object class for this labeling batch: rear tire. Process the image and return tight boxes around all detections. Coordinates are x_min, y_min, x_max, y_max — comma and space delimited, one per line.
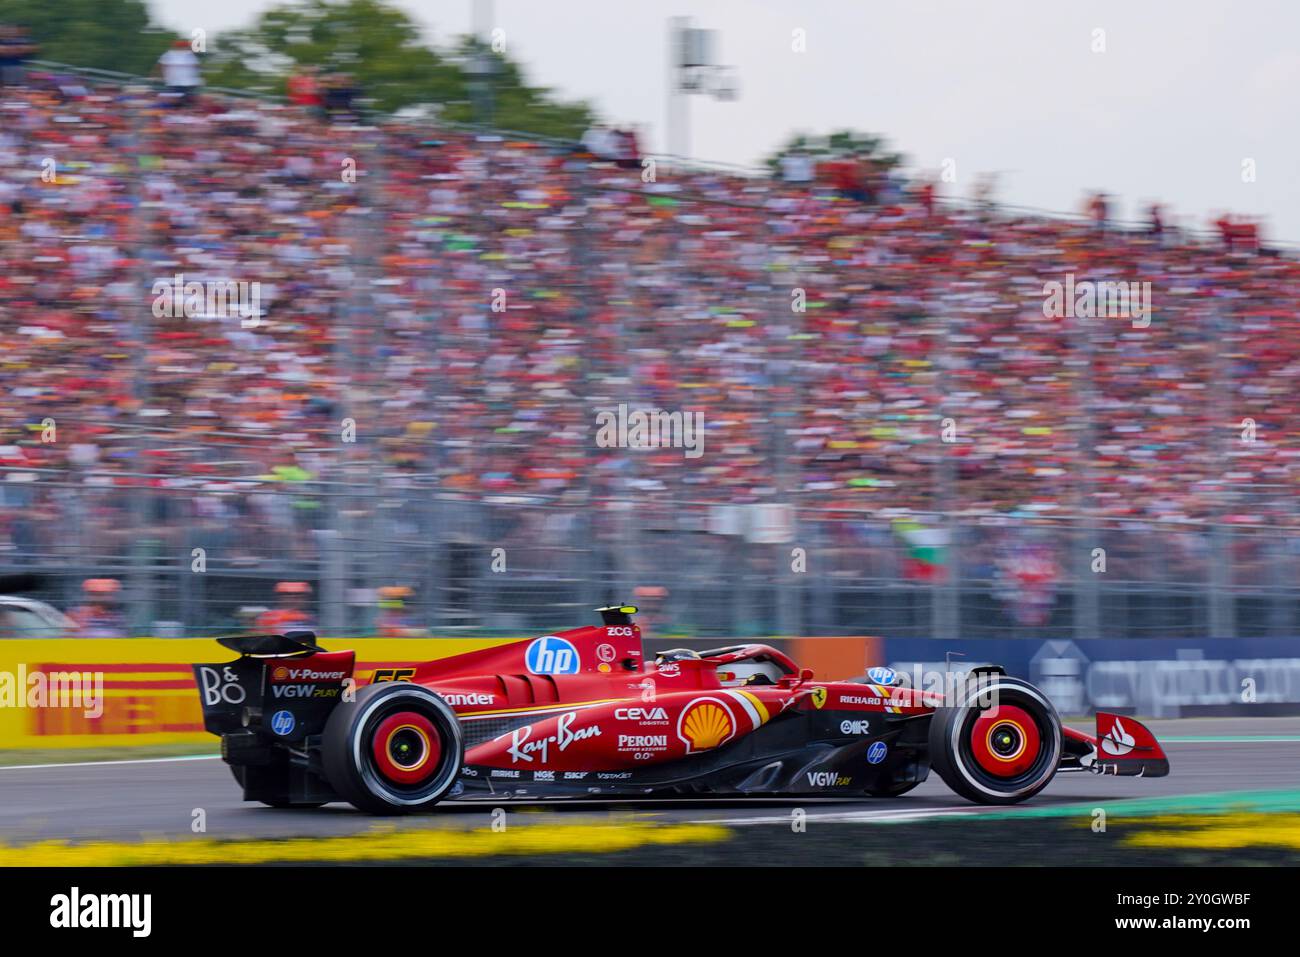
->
321, 683, 463, 814
927, 676, 1061, 805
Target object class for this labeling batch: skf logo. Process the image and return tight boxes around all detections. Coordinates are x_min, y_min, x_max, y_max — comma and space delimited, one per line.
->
677, 697, 736, 753
373, 668, 416, 683
810, 687, 827, 709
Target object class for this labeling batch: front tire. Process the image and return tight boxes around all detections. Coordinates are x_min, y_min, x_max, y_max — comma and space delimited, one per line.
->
927, 676, 1061, 805
321, 683, 463, 814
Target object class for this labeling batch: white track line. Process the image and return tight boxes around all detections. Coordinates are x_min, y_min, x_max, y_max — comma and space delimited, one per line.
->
686, 805, 1003, 827
0, 754, 220, 771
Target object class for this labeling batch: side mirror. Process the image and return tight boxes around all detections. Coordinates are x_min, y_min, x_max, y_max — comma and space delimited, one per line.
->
799, 668, 814, 683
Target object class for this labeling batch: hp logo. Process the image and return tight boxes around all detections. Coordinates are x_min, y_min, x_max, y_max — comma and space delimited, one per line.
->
270, 710, 296, 736
867, 667, 898, 686
867, 741, 888, 765
525, 636, 580, 675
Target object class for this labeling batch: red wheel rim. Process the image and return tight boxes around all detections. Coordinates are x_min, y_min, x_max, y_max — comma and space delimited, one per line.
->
371, 711, 442, 785
969, 705, 1041, 777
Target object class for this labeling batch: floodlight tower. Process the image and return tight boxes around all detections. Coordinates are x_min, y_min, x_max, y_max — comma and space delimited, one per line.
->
666, 17, 739, 161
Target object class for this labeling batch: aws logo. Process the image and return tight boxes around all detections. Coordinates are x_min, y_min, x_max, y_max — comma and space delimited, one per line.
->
677, 697, 736, 753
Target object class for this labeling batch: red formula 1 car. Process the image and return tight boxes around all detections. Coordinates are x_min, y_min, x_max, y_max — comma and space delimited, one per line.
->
192, 605, 1168, 813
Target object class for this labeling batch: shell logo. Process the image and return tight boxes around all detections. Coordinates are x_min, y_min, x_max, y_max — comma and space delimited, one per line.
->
678, 697, 736, 753
272, 666, 289, 681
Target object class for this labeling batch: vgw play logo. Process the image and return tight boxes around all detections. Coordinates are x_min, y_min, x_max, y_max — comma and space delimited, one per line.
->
526, 636, 580, 675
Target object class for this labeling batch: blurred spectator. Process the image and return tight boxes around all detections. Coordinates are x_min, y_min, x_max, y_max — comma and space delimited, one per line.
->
68, 579, 126, 638
1088, 191, 1110, 233
322, 72, 359, 120
256, 582, 316, 633
581, 122, 622, 160
376, 585, 425, 637
614, 127, 641, 169
779, 147, 815, 184
287, 65, 324, 118
155, 39, 201, 105
1147, 202, 1164, 238
0, 25, 35, 88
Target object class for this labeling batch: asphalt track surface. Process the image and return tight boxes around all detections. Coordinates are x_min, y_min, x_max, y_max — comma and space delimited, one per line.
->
0, 718, 1297, 845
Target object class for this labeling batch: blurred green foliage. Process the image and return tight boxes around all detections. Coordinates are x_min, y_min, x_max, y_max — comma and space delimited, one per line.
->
1, 0, 595, 139
0, 0, 172, 75
764, 129, 904, 172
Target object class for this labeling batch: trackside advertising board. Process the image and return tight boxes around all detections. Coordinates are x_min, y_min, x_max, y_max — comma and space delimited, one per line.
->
0, 638, 512, 749
881, 637, 1300, 718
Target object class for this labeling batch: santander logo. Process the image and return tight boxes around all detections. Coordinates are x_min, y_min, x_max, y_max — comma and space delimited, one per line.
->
1101, 716, 1136, 756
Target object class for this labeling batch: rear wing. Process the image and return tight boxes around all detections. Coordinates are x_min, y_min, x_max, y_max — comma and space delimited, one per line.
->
192, 631, 354, 744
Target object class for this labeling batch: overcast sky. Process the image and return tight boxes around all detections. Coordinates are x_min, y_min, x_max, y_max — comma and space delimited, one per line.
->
158, 1, 1299, 240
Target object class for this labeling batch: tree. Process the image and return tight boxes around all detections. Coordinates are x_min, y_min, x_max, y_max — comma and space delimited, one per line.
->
764, 129, 905, 174
0, 0, 172, 76
204, 0, 595, 139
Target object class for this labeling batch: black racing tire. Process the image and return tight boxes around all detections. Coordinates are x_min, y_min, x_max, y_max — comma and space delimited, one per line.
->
927, 676, 1062, 805
321, 682, 463, 814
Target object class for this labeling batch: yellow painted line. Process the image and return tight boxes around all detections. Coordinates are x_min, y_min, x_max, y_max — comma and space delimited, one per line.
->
1124, 812, 1300, 851
0, 821, 731, 866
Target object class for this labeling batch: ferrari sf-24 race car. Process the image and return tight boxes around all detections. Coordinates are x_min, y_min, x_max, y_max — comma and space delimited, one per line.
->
192, 605, 1168, 813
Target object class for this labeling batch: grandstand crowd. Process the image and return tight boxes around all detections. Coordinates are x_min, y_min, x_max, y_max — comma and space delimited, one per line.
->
0, 59, 1296, 561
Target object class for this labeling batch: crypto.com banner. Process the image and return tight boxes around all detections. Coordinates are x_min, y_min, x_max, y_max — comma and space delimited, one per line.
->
882, 637, 1300, 718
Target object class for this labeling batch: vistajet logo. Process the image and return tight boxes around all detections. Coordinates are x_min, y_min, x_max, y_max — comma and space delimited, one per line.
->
50, 887, 151, 937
